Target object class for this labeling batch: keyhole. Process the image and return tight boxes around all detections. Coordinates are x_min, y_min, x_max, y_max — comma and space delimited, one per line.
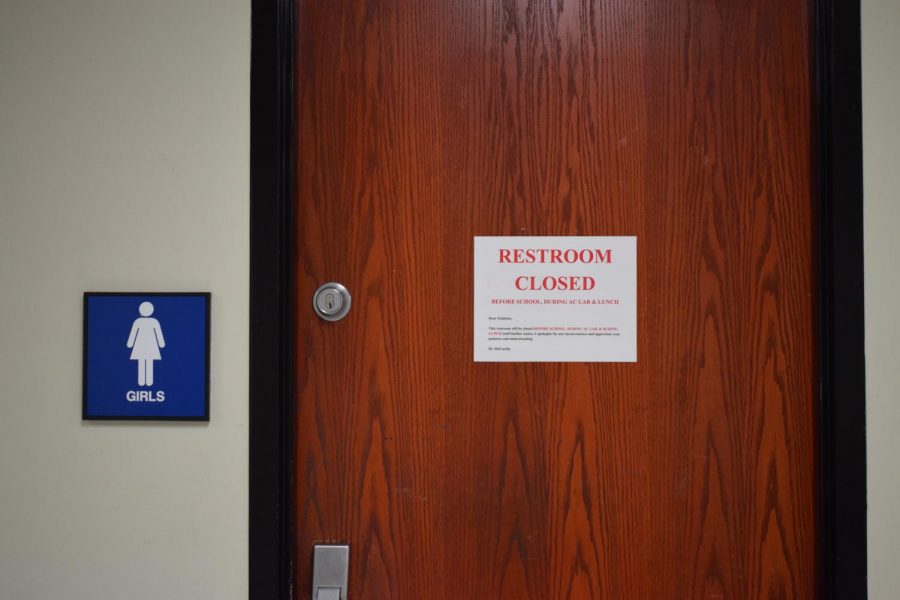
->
314, 283, 350, 321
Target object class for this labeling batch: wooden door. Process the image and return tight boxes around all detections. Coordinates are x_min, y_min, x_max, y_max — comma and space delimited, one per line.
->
292, 1, 817, 598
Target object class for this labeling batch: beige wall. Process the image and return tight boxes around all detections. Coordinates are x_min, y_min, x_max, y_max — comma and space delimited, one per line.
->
0, 1, 249, 598
863, 1, 900, 598
0, 0, 897, 598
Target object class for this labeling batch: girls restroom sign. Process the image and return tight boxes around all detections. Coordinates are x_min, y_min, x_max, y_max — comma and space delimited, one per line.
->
83, 293, 210, 420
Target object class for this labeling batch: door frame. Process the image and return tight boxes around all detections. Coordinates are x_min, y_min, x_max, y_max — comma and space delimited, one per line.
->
248, 1, 867, 597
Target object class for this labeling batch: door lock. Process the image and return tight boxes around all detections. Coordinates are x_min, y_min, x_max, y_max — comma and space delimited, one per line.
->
313, 283, 351, 322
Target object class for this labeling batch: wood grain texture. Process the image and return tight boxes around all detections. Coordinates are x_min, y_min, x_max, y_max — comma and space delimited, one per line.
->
292, 1, 817, 598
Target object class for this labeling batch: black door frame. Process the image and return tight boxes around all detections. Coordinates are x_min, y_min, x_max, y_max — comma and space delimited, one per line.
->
249, 1, 867, 597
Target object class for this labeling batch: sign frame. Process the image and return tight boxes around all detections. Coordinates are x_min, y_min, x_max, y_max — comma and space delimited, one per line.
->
82, 291, 211, 422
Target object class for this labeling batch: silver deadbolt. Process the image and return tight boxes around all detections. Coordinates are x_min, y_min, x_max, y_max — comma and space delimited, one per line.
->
313, 282, 351, 321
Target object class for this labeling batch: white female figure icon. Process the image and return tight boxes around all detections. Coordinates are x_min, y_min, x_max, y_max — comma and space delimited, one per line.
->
126, 302, 166, 386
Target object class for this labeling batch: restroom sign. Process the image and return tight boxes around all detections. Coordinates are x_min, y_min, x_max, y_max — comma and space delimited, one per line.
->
474, 237, 637, 362
83, 292, 210, 420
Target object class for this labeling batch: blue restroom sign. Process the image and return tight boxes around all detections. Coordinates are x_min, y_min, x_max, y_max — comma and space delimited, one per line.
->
83, 293, 210, 420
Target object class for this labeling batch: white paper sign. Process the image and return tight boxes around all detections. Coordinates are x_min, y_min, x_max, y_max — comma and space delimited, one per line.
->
473, 236, 637, 362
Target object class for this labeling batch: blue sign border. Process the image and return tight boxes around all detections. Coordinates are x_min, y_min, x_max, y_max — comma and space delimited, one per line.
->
82, 292, 211, 421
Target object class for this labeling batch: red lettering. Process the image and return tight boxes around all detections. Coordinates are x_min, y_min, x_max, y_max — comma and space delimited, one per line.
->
514, 275, 595, 290
499, 248, 613, 264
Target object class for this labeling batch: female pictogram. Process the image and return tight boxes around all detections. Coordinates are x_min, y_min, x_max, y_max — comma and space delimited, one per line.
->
126, 302, 166, 386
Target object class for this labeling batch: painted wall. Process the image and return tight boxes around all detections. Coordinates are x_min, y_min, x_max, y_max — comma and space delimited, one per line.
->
0, 0, 898, 598
0, 1, 249, 598
862, 1, 900, 598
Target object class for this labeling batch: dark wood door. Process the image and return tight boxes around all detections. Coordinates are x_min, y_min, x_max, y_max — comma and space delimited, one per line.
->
292, 1, 817, 598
